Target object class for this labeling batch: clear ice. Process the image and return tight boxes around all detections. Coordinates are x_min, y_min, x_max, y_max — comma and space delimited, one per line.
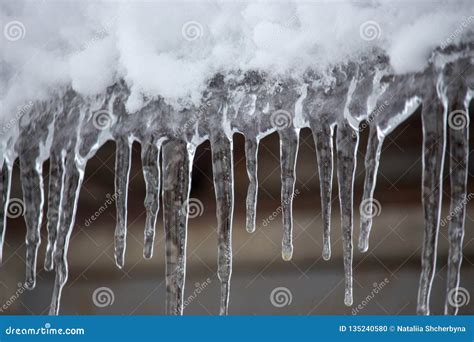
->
0, 45, 472, 316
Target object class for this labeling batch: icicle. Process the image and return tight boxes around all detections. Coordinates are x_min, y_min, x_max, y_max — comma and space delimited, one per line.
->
45, 149, 63, 271
336, 119, 359, 307
444, 90, 469, 315
141, 137, 161, 259
19, 154, 45, 289
358, 125, 383, 252
210, 132, 234, 315
309, 117, 335, 261
49, 154, 84, 315
417, 80, 446, 316
114, 136, 132, 268
244, 137, 258, 233
278, 128, 299, 261
0, 161, 12, 265
162, 139, 193, 315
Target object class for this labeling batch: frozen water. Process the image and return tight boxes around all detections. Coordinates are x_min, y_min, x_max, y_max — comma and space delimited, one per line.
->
0, 0, 473, 316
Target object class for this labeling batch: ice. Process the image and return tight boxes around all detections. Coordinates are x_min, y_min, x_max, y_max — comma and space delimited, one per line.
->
278, 128, 299, 261
0, 161, 12, 265
244, 137, 259, 233
336, 119, 359, 307
0, 42, 472, 316
417, 66, 447, 316
443, 58, 471, 315
141, 137, 161, 259
162, 139, 193, 315
113, 136, 132, 268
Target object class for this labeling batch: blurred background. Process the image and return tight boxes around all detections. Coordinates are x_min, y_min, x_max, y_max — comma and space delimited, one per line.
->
1, 104, 473, 316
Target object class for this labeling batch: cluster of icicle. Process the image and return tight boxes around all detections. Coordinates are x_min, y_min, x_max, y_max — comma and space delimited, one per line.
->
0, 45, 472, 316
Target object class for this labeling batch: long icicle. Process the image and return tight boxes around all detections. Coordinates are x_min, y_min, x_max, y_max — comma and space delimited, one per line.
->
49, 154, 84, 315
278, 128, 299, 261
19, 154, 45, 289
114, 136, 132, 268
211, 132, 234, 315
244, 137, 258, 233
336, 119, 359, 307
417, 84, 446, 315
141, 137, 161, 259
162, 139, 193, 315
45, 149, 64, 271
444, 94, 469, 315
359, 125, 384, 252
0, 161, 12, 265
310, 118, 335, 260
